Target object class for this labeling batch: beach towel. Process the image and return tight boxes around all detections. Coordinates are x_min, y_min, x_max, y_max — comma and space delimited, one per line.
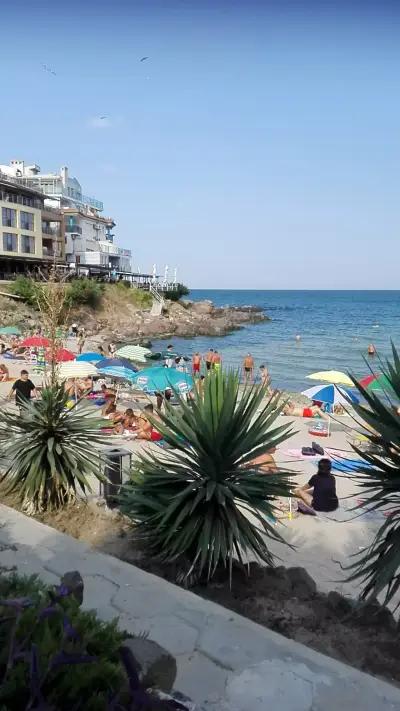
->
329, 458, 375, 473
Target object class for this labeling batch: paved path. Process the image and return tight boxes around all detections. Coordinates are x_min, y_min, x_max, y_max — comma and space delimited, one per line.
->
0, 503, 399, 710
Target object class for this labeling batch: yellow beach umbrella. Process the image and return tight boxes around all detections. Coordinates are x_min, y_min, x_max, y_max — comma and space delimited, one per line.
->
306, 370, 354, 387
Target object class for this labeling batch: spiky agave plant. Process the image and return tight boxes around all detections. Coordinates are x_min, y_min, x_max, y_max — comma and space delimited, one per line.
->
0, 383, 106, 514
120, 370, 296, 583
346, 343, 400, 607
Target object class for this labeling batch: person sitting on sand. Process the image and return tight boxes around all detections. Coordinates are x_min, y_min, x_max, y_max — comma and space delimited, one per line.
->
102, 397, 117, 418
113, 408, 137, 434
135, 404, 162, 441
294, 458, 339, 513
283, 401, 329, 420
100, 383, 115, 399
0, 364, 9, 382
247, 446, 277, 474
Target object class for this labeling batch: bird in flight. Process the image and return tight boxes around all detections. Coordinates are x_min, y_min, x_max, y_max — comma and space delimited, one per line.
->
42, 63, 56, 76
140, 56, 149, 62
99, 116, 107, 120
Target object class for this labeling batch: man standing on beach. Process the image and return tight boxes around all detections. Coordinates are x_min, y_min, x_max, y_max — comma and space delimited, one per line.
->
205, 349, 214, 372
8, 370, 37, 412
243, 353, 254, 384
165, 344, 175, 368
192, 352, 201, 376
212, 350, 222, 371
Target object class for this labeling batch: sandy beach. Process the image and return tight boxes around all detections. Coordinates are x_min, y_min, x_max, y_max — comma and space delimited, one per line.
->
0, 345, 383, 604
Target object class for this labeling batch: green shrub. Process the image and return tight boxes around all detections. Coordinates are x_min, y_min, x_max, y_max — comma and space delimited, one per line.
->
164, 284, 189, 302
9, 276, 39, 306
0, 383, 106, 514
0, 573, 186, 710
66, 279, 104, 308
0, 573, 126, 710
346, 344, 400, 608
120, 370, 295, 583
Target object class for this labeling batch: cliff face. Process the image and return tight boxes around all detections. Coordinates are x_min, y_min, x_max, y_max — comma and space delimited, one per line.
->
0, 290, 268, 342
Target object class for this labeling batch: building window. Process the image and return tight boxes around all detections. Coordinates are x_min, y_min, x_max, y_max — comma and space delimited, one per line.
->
2, 207, 16, 228
21, 235, 35, 254
20, 211, 34, 231
2, 233, 18, 252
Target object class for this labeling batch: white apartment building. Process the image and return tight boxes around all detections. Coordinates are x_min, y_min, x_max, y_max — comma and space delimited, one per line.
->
0, 160, 132, 273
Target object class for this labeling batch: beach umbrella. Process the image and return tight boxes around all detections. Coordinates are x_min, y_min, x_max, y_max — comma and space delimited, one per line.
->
21, 336, 50, 348
302, 384, 359, 406
116, 345, 152, 363
359, 373, 394, 392
76, 352, 103, 363
46, 348, 75, 363
130, 366, 193, 394
58, 361, 98, 379
0, 325, 21, 336
97, 366, 138, 381
306, 370, 354, 387
96, 357, 138, 372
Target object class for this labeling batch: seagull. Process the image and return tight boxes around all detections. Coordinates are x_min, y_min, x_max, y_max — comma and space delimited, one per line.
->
42, 63, 57, 76
140, 56, 149, 62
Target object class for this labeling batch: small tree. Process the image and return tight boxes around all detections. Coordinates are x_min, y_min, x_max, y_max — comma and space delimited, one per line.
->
0, 266, 106, 514
120, 370, 295, 583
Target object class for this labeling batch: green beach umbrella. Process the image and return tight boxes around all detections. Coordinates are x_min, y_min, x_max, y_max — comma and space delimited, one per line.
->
0, 325, 21, 336
116, 344, 152, 363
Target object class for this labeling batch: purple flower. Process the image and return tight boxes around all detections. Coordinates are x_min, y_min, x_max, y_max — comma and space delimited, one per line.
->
39, 605, 58, 620
0, 597, 33, 610
50, 650, 97, 668
53, 584, 71, 599
63, 615, 80, 640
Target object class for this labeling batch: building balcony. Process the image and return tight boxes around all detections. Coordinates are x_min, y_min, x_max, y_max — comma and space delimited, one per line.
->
42, 226, 60, 237
65, 224, 82, 234
42, 246, 55, 258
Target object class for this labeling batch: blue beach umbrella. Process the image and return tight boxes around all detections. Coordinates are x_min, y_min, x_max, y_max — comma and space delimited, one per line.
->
97, 366, 138, 381
130, 366, 194, 394
96, 357, 138, 372
302, 384, 359, 406
76, 352, 103, 362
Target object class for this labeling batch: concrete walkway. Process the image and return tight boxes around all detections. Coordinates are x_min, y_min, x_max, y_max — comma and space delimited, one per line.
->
0, 504, 399, 710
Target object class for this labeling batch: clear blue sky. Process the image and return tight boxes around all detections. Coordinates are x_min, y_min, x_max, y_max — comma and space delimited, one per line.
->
1, 0, 399, 289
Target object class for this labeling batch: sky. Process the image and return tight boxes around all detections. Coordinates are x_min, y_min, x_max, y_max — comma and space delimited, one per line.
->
1, 0, 400, 289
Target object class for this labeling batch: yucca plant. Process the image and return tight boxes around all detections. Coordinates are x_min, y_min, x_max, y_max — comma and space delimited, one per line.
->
346, 343, 400, 607
120, 370, 295, 583
0, 384, 106, 514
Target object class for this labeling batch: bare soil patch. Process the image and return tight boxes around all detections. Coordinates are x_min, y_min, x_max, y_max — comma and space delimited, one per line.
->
2, 493, 400, 687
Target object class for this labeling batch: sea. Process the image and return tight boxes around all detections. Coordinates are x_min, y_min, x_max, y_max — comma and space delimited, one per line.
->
151, 290, 400, 393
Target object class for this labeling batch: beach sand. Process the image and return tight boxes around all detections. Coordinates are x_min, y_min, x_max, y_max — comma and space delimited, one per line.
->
0, 350, 385, 602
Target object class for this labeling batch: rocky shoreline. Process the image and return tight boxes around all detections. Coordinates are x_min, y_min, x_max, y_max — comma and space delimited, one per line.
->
85, 298, 269, 345
0, 292, 269, 345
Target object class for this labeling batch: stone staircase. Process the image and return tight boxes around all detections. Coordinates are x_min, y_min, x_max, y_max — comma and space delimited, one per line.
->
149, 284, 165, 317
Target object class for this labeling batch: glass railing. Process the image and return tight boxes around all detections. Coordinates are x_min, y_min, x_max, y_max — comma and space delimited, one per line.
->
65, 224, 82, 234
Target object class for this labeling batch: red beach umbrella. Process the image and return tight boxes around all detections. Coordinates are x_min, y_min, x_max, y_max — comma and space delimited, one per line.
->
46, 348, 75, 363
21, 336, 50, 347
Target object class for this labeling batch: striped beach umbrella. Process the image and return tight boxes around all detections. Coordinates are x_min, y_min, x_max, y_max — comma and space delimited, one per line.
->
58, 361, 98, 379
116, 345, 152, 363
302, 384, 359, 406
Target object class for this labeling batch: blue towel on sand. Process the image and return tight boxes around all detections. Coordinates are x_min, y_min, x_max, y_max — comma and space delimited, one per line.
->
330, 458, 374, 473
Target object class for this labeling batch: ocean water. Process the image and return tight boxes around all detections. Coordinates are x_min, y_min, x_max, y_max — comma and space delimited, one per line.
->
151, 290, 400, 392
